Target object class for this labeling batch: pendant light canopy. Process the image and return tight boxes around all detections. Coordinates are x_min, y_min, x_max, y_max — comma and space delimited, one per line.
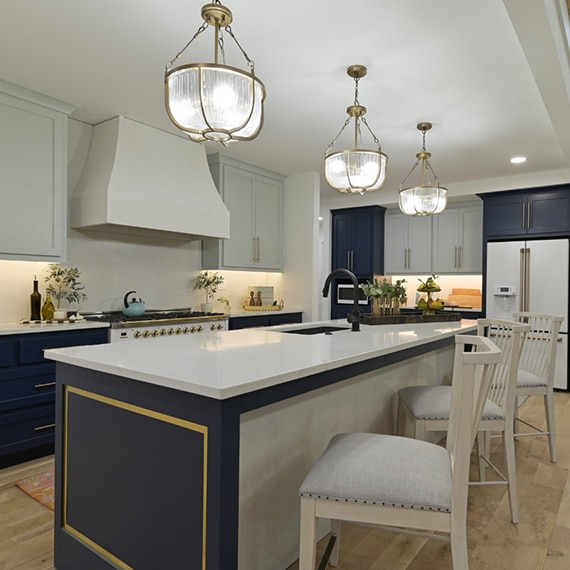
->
325, 65, 388, 195
399, 122, 447, 216
164, 1, 265, 144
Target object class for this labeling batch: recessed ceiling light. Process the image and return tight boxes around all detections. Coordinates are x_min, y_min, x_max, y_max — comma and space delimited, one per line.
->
510, 156, 527, 164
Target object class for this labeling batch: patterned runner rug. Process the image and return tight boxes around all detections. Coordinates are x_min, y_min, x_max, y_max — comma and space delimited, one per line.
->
15, 471, 55, 511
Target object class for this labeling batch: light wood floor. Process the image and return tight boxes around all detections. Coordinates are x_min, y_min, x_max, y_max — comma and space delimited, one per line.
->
1, 393, 569, 570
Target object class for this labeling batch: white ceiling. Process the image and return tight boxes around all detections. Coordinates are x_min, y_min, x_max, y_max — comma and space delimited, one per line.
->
2, 0, 570, 203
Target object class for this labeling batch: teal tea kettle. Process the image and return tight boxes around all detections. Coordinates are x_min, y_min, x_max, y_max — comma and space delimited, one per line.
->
123, 290, 145, 317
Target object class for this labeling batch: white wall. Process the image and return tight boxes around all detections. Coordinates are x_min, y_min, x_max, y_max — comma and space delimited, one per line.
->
281, 172, 320, 322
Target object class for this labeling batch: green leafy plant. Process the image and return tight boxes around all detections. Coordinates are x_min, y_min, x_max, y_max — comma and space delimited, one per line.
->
193, 271, 225, 303
392, 279, 408, 304
361, 278, 407, 315
361, 278, 407, 302
44, 264, 87, 308
361, 278, 390, 298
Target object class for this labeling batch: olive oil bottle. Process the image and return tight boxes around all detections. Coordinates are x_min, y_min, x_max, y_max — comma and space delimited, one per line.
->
42, 295, 55, 320
30, 277, 42, 321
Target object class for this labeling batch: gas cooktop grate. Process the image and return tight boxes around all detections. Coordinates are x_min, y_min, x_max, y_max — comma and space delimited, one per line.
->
84, 311, 226, 324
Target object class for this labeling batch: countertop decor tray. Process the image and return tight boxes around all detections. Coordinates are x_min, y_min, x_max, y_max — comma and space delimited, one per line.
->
243, 305, 283, 311
360, 312, 461, 325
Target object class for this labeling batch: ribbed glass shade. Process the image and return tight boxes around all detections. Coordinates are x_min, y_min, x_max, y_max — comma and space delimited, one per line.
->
165, 63, 265, 142
325, 149, 388, 194
399, 186, 448, 216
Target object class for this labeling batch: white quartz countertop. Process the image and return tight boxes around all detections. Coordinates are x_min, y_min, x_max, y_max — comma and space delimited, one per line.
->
45, 319, 477, 399
0, 320, 110, 335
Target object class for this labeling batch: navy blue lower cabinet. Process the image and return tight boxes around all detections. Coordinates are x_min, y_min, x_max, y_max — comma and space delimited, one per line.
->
0, 328, 108, 467
229, 311, 302, 330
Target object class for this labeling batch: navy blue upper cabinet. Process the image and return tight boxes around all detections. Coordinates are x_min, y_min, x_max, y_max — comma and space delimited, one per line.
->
479, 185, 570, 238
331, 206, 385, 277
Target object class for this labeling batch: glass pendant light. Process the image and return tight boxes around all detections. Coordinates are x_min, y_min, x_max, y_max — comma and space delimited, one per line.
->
399, 122, 447, 216
164, 1, 265, 144
325, 65, 388, 194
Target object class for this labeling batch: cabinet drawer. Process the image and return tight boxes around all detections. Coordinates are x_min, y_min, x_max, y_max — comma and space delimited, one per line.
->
0, 366, 55, 412
268, 313, 302, 326
18, 329, 108, 364
229, 315, 269, 329
0, 339, 17, 367
0, 404, 55, 453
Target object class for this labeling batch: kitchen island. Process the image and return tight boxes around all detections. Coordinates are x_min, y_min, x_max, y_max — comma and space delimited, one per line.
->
45, 319, 477, 570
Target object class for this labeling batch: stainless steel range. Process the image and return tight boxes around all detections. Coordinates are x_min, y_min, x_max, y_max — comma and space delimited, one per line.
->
84, 309, 228, 342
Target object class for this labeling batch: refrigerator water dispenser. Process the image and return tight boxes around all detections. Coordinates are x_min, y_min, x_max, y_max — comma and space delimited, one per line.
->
493, 285, 517, 310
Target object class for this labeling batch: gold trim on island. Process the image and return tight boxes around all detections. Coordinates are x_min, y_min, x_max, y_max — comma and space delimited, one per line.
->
63, 385, 208, 570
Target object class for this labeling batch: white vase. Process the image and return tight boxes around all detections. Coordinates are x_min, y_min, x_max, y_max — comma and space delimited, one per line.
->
201, 303, 213, 313
54, 309, 67, 320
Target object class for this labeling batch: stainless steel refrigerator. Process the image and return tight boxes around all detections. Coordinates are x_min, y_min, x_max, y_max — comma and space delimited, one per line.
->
486, 239, 568, 390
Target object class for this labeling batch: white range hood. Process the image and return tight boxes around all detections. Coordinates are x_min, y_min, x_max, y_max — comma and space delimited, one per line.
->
70, 116, 230, 240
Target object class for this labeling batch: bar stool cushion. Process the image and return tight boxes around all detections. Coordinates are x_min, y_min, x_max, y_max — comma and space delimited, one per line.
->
299, 432, 452, 512
398, 385, 504, 420
517, 369, 546, 388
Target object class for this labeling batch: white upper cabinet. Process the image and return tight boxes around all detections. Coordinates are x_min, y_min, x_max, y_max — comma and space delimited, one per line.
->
0, 80, 76, 261
431, 203, 483, 273
384, 202, 482, 275
384, 213, 432, 274
202, 154, 285, 271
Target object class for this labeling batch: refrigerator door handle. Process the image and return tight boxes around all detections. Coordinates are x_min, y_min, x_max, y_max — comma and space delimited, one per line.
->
524, 248, 531, 311
519, 248, 526, 312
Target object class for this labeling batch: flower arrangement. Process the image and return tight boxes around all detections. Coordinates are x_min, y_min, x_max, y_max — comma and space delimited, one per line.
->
44, 264, 87, 309
361, 278, 407, 315
193, 271, 225, 304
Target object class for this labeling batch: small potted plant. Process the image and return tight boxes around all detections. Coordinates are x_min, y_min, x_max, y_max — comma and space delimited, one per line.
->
361, 278, 392, 315
391, 279, 408, 312
361, 278, 407, 315
193, 271, 225, 313
44, 264, 87, 318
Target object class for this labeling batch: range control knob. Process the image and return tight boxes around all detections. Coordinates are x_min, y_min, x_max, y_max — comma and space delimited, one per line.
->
182, 326, 190, 334
167, 328, 175, 335
159, 328, 167, 336
190, 326, 197, 333
152, 330, 160, 337
217, 323, 224, 330
143, 330, 151, 338
196, 325, 203, 332
175, 328, 182, 335
134, 330, 143, 339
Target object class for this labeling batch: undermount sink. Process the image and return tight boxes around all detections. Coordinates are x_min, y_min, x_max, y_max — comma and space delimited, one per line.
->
279, 325, 350, 335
